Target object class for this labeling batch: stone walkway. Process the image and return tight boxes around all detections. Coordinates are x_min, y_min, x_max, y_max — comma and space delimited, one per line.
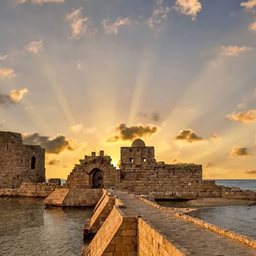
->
114, 191, 256, 256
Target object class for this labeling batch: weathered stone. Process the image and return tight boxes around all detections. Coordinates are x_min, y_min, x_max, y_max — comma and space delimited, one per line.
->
0, 131, 45, 189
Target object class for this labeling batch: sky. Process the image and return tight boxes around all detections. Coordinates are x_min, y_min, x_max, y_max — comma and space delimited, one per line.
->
0, 0, 256, 179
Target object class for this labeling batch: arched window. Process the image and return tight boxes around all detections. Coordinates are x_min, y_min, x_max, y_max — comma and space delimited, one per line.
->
31, 156, 36, 170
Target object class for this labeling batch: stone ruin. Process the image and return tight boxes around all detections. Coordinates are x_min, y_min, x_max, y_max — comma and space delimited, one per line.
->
66, 139, 205, 198
0, 131, 45, 188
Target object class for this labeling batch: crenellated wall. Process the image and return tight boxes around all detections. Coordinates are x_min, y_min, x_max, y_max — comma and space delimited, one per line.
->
0, 131, 45, 189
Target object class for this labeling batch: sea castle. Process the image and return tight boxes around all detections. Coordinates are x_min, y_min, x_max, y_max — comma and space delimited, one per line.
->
0, 130, 256, 255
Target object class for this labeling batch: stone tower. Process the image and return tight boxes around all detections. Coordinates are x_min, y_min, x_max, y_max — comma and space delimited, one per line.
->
0, 131, 45, 188
120, 139, 156, 180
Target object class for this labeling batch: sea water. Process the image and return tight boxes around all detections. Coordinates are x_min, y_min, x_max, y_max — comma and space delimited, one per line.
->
0, 197, 92, 256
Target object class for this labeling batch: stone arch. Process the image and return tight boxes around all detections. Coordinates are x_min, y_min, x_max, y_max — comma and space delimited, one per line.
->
31, 156, 36, 170
91, 168, 104, 188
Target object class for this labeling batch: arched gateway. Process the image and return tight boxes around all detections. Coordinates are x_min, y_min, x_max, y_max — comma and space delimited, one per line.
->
91, 169, 103, 188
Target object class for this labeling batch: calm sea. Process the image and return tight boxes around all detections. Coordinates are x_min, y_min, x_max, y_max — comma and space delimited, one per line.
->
215, 179, 256, 191
0, 197, 92, 256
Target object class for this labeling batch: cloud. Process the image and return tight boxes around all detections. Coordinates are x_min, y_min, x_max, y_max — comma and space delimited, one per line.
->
0, 68, 16, 79
23, 133, 74, 154
47, 159, 61, 165
231, 146, 250, 157
66, 8, 95, 39
102, 17, 130, 35
0, 88, 28, 105
227, 109, 256, 123
249, 21, 256, 32
220, 45, 252, 57
245, 170, 256, 174
0, 54, 8, 61
137, 111, 161, 122
9, 88, 29, 102
175, 0, 202, 20
17, 0, 65, 4
108, 123, 158, 142
25, 40, 44, 54
241, 0, 256, 9
175, 129, 203, 143
147, 0, 170, 29
70, 124, 83, 133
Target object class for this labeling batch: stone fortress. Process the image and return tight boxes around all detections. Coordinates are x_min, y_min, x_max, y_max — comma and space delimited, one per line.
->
0, 130, 255, 202
66, 139, 204, 199
1, 131, 256, 255
0, 131, 45, 189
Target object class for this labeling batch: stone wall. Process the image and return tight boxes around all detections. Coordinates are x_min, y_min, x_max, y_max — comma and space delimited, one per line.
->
0, 131, 45, 189
118, 162, 202, 198
0, 181, 56, 197
138, 218, 188, 256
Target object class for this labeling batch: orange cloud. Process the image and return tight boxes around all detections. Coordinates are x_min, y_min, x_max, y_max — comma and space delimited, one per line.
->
175, 0, 202, 20
241, 0, 256, 9
220, 45, 252, 56
0, 68, 16, 79
231, 146, 250, 157
9, 88, 29, 102
249, 21, 256, 32
227, 109, 256, 123
175, 129, 203, 143
245, 170, 256, 174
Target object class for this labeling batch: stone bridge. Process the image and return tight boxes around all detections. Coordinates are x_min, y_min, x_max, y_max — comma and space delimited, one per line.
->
82, 190, 256, 256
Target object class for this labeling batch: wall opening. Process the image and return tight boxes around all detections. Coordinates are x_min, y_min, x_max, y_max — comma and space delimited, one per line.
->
31, 156, 36, 170
91, 169, 103, 188
129, 158, 134, 163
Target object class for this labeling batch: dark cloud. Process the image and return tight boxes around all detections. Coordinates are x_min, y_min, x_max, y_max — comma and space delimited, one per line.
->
137, 111, 161, 122
0, 94, 13, 105
175, 129, 203, 143
23, 133, 74, 154
108, 123, 158, 142
231, 146, 250, 157
47, 159, 61, 165
245, 170, 256, 175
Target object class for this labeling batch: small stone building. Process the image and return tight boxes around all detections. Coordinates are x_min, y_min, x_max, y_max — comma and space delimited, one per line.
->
0, 131, 45, 188
66, 139, 203, 198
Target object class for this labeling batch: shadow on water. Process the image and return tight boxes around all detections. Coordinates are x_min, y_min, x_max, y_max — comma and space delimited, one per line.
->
0, 197, 93, 256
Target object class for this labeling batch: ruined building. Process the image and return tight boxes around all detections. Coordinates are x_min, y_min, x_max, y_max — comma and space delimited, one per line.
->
0, 131, 45, 188
66, 139, 203, 198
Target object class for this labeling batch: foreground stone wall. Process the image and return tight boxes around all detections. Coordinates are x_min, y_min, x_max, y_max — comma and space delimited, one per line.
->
83, 190, 256, 256
138, 218, 187, 256
0, 131, 45, 189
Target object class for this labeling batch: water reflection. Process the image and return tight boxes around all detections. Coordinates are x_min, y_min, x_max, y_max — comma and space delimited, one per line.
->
0, 197, 92, 256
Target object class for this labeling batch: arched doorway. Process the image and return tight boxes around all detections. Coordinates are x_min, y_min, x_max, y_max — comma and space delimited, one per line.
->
91, 169, 103, 188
